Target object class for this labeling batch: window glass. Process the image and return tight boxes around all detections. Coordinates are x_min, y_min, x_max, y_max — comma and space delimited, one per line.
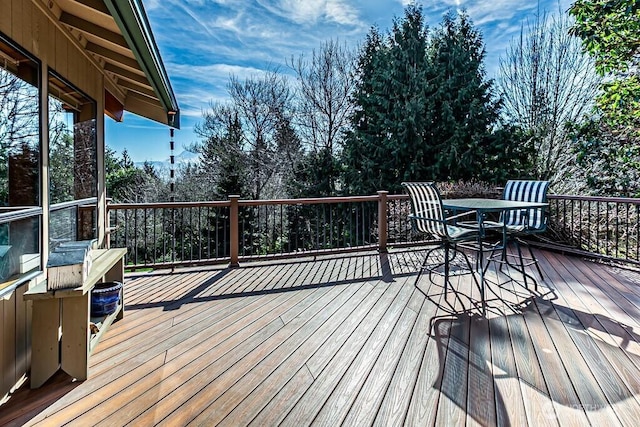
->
0, 37, 41, 282
48, 72, 98, 245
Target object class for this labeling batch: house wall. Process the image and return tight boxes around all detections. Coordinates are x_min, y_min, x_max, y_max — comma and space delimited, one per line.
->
1, 284, 30, 399
0, 0, 108, 397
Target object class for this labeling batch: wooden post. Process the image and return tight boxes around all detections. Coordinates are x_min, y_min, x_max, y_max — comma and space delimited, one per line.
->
60, 294, 90, 382
229, 195, 240, 267
30, 299, 60, 388
378, 191, 388, 253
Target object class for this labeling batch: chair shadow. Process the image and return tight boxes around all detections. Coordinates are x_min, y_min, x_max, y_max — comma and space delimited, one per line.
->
428, 290, 640, 425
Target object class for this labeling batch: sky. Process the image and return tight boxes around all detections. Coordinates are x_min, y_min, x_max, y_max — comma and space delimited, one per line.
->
105, 0, 572, 163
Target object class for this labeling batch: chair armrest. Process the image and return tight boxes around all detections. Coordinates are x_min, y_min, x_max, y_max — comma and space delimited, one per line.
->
446, 210, 477, 223
444, 210, 482, 232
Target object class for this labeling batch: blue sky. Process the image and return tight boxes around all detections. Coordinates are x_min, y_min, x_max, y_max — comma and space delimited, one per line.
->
106, 0, 571, 162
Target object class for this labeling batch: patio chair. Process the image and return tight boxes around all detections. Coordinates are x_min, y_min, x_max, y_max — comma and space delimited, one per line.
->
496, 180, 550, 289
402, 182, 482, 298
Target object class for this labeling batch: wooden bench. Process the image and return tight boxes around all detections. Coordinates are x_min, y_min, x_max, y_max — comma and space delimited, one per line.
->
24, 248, 127, 388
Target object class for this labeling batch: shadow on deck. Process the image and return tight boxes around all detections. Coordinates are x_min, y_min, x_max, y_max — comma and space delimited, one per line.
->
2, 248, 640, 426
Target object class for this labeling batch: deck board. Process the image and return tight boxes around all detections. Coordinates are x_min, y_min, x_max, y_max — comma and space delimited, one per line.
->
537, 252, 640, 426
2, 248, 640, 426
403, 272, 455, 426
199, 283, 378, 425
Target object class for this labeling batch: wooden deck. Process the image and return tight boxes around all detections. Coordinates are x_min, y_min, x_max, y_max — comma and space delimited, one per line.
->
2, 247, 640, 426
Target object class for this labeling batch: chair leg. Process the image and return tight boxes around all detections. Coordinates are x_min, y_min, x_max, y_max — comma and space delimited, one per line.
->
500, 241, 507, 272
484, 241, 506, 274
414, 245, 439, 293
527, 242, 544, 281
461, 246, 485, 316
514, 239, 529, 290
422, 244, 445, 284
485, 229, 508, 276
444, 243, 450, 295
521, 239, 542, 291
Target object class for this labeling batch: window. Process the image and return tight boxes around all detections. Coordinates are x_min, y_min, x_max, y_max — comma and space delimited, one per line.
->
0, 35, 41, 283
48, 71, 98, 246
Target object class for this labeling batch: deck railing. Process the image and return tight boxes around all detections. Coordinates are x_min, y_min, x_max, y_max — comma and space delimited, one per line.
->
546, 194, 640, 265
107, 193, 640, 269
107, 193, 432, 269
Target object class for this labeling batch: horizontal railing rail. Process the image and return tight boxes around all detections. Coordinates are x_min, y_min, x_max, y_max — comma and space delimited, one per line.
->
107, 192, 640, 269
50, 197, 97, 212
0, 206, 43, 224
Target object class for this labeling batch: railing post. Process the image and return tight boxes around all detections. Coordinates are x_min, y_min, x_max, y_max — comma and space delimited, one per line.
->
378, 190, 388, 253
229, 195, 240, 267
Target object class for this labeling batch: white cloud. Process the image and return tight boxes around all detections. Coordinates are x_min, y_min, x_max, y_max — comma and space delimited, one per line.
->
257, 0, 361, 26
325, 0, 361, 25
170, 63, 268, 81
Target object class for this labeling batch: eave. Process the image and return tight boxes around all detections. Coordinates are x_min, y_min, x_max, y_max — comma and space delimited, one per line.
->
53, 0, 180, 128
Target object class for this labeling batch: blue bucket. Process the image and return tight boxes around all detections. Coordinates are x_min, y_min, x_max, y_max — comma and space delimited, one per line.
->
91, 281, 122, 317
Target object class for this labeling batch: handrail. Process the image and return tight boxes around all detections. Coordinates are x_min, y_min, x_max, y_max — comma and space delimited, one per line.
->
50, 197, 98, 212
238, 195, 379, 207
108, 200, 231, 209
106, 192, 640, 269
0, 207, 43, 224
0, 198, 99, 224
108, 195, 381, 210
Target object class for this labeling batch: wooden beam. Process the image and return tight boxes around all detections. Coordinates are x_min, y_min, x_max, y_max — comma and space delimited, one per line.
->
105, 89, 124, 122
124, 91, 168, 125
117, 79, 159, 100
85, 41, 140, 71
104, 62, 150, 87
59, 12, 128, 49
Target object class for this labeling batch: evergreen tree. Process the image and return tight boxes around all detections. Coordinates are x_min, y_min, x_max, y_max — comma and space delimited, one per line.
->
120, 148, 134, 169
193, 105, 251, 199
213, 113, 250, 199
343, 4, 433, 194
427, 12, 503, 181
343, 7, 523, 193
384, 5, 435, 184
341, 28, 386, 195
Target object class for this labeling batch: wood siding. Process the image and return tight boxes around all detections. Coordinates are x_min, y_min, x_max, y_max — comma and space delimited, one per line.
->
1, 285, 31, 400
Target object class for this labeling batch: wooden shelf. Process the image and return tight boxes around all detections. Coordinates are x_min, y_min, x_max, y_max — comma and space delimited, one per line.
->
26, 248, 127, 388
89, 300, 123, 354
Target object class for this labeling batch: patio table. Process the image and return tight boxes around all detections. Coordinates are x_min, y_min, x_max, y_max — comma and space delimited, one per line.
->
442, 198, 548, 311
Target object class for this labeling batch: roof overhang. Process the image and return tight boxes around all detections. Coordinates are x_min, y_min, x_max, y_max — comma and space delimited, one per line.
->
52, 0, 180, 128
